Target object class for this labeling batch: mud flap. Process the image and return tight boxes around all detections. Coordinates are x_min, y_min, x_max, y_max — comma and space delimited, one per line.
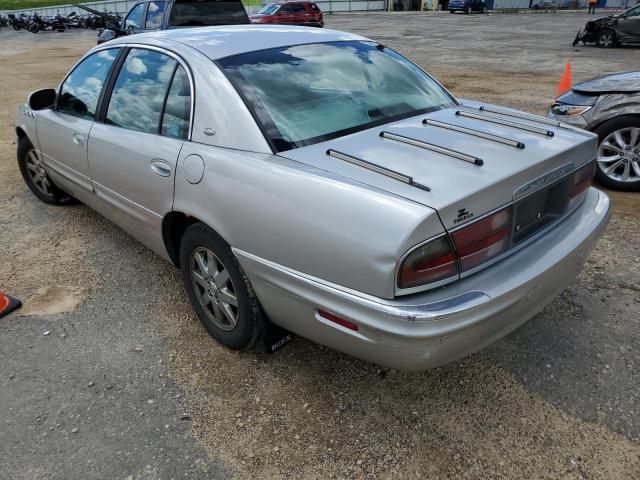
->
260, 316, 293, 353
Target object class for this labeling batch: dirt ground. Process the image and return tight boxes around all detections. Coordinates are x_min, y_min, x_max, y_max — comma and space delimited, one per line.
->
1, 12, 639, 480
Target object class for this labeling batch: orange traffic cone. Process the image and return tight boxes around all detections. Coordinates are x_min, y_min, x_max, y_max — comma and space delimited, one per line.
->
0, 291, 21, 319
555, 62, 572, 98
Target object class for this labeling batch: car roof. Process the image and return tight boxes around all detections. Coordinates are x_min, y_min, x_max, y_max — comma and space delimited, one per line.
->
108, 25, 368, 60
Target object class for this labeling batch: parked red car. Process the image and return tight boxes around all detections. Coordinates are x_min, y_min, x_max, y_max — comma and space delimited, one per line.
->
250, 1, 323, 27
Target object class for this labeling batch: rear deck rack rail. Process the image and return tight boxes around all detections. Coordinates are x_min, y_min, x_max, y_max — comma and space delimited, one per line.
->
379, 131, 484, 166
422, 118, 525, 150
326, 149, 431, 192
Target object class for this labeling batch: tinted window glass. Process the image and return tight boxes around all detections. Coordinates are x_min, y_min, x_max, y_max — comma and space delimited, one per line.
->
278, 4, 293, 12
161, 66, 191, 139
168, 0, 248, 26
220, 41, 456, 152
145, 1, 166, 28
290, 4, 306, 12
106, 49, 177, 134
124, 3, 145, 29
58, 49, 119, 120
258, 3, 279, 13
626, 5, 640, 16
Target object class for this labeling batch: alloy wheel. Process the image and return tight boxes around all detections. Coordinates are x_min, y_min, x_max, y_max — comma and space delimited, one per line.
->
190, 247, 239, 331
597, 127, 640, 184
25, 149, 53, 196
598, 32, 613, 48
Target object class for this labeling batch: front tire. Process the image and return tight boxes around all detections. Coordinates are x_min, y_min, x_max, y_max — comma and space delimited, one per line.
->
596, 29, 615, 48
594, 116, 640, 191
179, 223, 262, 351
17, 136, 74, 204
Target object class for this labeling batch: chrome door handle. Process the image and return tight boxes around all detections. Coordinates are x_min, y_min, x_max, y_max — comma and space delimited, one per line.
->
150, 159, 172, 177
72, 133, 84, 146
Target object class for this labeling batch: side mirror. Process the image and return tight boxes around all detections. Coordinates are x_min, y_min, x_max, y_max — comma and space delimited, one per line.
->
28, 88, 57, 111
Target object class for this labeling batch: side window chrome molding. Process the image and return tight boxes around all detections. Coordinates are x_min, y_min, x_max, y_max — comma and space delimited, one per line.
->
94, 42, 196, 141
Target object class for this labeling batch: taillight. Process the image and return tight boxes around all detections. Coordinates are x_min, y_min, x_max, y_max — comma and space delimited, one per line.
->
397, 236, 458, 289
570, 161, 595, 199
451, 207, 513, 272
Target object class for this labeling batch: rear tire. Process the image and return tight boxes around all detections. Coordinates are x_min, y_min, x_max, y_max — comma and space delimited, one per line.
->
17, 136, 74, 205
179, 223, 262, 351
593, 116, 640, 191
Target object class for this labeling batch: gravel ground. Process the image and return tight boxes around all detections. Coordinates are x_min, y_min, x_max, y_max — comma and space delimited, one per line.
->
1, 13, 639, 479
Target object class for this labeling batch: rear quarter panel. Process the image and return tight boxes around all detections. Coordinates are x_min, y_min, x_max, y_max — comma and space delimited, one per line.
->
173, 144, 444, 299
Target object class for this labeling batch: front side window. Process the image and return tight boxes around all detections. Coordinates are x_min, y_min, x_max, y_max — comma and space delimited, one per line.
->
219, 41, 456, 151
145, 1, 166, 28
124, 3, 145, 29
168, 0, 248, 26
106, 49, 177, 134
161, 66, 191, 139
58, 49, 119, 120
625, 5, 640, 17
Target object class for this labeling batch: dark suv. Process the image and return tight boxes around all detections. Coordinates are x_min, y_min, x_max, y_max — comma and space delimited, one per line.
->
98, 0, 249, 43
448, 0, 487, 13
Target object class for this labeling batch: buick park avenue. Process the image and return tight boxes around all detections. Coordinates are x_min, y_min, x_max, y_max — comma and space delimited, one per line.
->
15, 26, 610, 369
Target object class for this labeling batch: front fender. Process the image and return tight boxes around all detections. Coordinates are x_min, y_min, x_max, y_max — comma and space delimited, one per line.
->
14, 102, 39, 150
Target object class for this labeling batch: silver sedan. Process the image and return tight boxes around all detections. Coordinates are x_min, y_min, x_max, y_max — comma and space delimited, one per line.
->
15, 26, 610, 370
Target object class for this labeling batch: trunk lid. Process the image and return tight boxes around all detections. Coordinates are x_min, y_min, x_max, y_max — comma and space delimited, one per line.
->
279, 102, 597, 230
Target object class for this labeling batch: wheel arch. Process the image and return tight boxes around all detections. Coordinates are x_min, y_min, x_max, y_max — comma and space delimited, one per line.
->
15, 126, 28, 140
590, 113, 640, 140
162, 212, 232, 267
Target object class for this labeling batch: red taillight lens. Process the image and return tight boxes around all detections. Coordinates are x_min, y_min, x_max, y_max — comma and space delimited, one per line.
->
398, 236, 458, 289
451, 207, 513, 272
570, 161, 595, 199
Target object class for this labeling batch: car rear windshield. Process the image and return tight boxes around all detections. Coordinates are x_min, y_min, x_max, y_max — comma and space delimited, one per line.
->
168, 0, 248, 26
219, 41, 456, 152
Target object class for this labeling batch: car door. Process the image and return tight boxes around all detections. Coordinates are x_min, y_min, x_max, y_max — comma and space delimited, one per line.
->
88, 47, 192, 256
288, 3, 307, 24
617, 5, 640, 43
36, 48, 120, 201
276, 4, 295, 23
122, 2, 147, 34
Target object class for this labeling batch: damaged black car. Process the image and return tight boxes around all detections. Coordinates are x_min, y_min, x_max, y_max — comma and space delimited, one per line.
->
573, 3, 640, 48
548, 71, 640, 191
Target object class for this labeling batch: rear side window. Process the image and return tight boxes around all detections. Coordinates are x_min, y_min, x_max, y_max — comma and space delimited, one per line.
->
309, 3, 320, 10
161, 66, 191, 139
290, 4, 306, 12
58, 49, 119, 120
145, 1, 167, 28
106, 49, 177, 134
168, 0, 248, 26
124, 2, 145, 29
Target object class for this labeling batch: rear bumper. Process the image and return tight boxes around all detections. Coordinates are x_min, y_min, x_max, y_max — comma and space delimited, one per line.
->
236, 188, 610, 370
